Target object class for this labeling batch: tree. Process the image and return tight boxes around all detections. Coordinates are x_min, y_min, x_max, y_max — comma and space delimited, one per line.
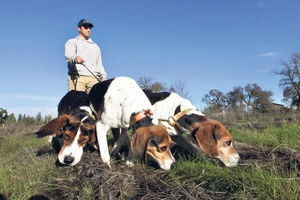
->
252, 89, 273, 113
203, 83, 273, 113
44, 115, 52, 123
137, 77, 153, 90
35, 112, 43, 125
137, 77, 166, 92
243, 83, 273, 113
6, 113, 16, 124
226, 86, 244, 110
17, 114, 23, 123
276, 53, 300, 110
202, 89, 228, 112
244, 83, 264, 110
169, 80, 191, 99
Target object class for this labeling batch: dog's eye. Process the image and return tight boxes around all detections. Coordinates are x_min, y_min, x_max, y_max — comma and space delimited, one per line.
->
64, 134, 71, 141
160, 146, 167, 152
82, 129, 89, 136
79, 138, 88, 144
225, 141, 231, 146
82, 129, 94, 136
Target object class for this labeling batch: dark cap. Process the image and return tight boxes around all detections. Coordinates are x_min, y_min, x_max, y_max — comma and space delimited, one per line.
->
78, 19, 94, 28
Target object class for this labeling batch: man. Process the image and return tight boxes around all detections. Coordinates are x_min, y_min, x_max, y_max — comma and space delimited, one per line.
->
0, 108, 8, 127
65, 19, 107, 93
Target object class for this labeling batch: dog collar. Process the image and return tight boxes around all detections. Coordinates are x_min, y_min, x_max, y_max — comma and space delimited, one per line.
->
134, 110, 153, 123
88, 113, 96, 120
169, 108, 192, 127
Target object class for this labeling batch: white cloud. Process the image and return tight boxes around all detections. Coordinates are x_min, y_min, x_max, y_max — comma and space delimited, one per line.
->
257, 52, 277, 57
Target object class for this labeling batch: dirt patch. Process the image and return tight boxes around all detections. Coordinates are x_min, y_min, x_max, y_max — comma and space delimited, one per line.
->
235, 141, 300, 174
37, 141, 299, 200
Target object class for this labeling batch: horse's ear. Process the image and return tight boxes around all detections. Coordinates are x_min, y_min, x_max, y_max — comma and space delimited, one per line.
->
35, 115, 71, 138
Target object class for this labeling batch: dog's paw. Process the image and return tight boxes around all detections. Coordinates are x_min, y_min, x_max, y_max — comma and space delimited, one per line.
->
126, 160, 134, 167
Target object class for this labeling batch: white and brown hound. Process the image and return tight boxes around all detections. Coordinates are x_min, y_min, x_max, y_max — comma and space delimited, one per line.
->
88, 77, 175, 170
35, 90, 97, 166
144, 90, 240, 167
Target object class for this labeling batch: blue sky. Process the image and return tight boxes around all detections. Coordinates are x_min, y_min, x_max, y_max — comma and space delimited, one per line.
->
1, 0, 300, 117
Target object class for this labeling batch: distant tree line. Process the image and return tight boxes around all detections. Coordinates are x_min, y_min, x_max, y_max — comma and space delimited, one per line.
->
202, 83, 274, 113
0, 110, 52, 127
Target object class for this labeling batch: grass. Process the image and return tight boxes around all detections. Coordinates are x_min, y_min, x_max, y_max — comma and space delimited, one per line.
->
0, 130, 65, 199
228, 123, 300, 147
169, 158, 299, 199
0, 118, 299, 199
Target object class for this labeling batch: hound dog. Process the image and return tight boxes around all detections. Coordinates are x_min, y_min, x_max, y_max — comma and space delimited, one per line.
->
35, 90, 97, 166
144, 90, 240, 167
88, 76, 175, 170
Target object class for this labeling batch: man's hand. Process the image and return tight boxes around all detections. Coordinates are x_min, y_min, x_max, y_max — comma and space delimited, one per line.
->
75, 56, 85, 64
102, 76, 107, 81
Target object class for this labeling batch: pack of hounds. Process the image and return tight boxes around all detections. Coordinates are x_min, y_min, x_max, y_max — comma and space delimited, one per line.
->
36, 76, 240, 170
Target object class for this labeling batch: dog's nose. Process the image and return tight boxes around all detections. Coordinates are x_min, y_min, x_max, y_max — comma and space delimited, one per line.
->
238, 157, 242, 165
64, 155, 74, 164
171, 161, 177, 169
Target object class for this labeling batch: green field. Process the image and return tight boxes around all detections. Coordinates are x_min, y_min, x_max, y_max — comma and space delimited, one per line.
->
0, 116, 299, 200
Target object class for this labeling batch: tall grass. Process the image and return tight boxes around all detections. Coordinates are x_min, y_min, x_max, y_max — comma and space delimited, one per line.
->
0, 130, 64, 199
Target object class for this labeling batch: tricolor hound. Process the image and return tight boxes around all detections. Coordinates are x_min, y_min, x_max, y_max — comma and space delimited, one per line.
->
88, 77, 175, 170
144, 90, 240, 167
35, 90, 97, 166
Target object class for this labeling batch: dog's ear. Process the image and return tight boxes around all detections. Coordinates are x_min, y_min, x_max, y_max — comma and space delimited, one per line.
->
131, 128, 151, 160
35, 114, 72, 138
193, 122, 219, 158
88, 128, 98, 150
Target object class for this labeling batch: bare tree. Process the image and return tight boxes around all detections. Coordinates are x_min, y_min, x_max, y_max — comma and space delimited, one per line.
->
137, 76, 166, 92
137, 77, 153, 90
169, 80, 190, 99
276, 53, 300, 110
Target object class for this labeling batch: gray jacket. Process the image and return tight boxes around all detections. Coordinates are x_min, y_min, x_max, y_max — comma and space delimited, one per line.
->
65, 36, 107, 77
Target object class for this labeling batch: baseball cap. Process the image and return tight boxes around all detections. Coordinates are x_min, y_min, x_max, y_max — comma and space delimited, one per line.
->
78, 19, 94, 28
